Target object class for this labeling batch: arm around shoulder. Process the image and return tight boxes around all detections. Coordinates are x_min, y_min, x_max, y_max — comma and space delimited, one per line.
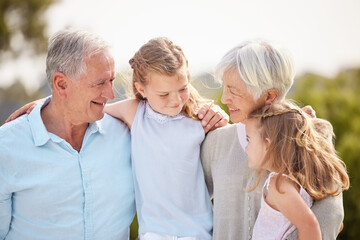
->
105, 99, 139, 129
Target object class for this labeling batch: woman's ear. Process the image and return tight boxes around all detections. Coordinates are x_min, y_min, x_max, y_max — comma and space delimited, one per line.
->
134, 82, 146, 98
53, 72, 69, 98
265, 89, 279, 105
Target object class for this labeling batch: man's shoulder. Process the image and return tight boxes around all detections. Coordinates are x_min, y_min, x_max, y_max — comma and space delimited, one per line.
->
0, 115, 31, 156
0, 115, 29, 138
98, 114, 130, 134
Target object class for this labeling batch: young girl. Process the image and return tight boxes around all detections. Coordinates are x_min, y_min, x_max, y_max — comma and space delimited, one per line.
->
245, 100, 349, 240
104, 37, 213, 240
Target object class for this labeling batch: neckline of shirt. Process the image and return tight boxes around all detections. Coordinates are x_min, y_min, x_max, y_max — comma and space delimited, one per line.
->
144, 101, 185, 124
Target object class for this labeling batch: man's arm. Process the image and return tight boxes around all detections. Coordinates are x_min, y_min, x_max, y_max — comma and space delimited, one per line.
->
287, 194, 344, 240
0, 192, 12, 239
0, 160, 12, 239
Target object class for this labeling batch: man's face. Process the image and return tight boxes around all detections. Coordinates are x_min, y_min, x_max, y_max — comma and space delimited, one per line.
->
66, 50, 115, 124
221, 68, 266, 124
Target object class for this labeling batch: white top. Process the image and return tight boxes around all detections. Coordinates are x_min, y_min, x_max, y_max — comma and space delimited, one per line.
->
252, 172, 313, 240
236, 122, 247, 151
131, 101, 213, 239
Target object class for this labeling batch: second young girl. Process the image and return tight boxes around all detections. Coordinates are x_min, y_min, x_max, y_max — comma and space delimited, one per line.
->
105, 37, 213, 240
245, 100, 349, 240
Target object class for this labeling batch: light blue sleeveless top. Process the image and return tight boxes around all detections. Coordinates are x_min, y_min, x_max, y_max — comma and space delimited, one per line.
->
131, 101, 213, 239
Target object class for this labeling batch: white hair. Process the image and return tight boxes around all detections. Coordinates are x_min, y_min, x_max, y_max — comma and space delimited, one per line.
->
215, 39, 295, 101
46, 28, 111, 89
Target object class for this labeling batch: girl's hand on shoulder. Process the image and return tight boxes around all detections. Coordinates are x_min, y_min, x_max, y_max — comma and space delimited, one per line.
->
5, 99, 42, 123
197, 103, 229, 133
302, 105, 316, 118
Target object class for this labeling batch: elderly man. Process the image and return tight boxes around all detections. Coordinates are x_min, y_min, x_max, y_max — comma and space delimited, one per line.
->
0, 29, 135, 239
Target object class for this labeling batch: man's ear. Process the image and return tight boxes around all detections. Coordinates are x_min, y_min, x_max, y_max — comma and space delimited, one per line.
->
134, 82, 146, 98
265, 89, 278, 105
53, 72, 69, 97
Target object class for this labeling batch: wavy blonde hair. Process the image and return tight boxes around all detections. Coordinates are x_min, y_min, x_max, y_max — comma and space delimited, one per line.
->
129, 37, 209, 120
247, 100, 349, 200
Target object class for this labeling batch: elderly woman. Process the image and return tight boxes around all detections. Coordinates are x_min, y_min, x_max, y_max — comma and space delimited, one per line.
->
201, 40, 344, 240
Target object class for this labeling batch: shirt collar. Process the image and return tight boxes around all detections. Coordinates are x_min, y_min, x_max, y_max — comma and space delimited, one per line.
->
28, 96, 105, 147
28, 96, 52, 146
88, 119, 105, 135
145, 101, 185, 124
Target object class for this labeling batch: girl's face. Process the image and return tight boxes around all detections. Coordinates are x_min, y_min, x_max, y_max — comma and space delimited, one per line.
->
136, 67, 190, 116
245, 118, 270, 170
221, 68, 267, 123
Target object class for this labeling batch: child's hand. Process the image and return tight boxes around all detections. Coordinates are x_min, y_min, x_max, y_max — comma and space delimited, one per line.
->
339, 222, 343, 234
302, 105, 316, 118
5, 99, 42, 123
198, 103, 229, 133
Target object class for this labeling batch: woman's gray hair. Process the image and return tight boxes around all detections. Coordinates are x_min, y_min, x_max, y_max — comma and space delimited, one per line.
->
215, 40, 295, 101
46, 28, 111, 89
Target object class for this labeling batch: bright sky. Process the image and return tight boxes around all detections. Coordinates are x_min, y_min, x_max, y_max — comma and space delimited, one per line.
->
1, 0, 360, 91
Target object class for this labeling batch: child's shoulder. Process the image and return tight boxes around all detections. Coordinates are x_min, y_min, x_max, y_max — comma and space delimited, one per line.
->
268, 173, 300, 193
266, 173, 302, 211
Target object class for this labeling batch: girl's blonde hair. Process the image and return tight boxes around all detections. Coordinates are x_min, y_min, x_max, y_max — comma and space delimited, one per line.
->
247, 100, 349, 200
129, 37, 208, 120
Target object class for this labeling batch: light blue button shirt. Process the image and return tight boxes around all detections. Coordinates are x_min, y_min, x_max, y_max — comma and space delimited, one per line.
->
0, 98, 135, 240
131, 101, 213, 239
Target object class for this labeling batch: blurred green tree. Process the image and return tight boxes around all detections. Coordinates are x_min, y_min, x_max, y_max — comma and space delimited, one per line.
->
0, 0, 56, 60
289, 69, 360, 240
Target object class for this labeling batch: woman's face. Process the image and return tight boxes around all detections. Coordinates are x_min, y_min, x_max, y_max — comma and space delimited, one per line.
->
221, 68, 266, 123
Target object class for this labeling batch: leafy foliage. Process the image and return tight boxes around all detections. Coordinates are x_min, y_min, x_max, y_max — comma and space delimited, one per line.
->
0, 0, 56, 59
289, 69, 360, 240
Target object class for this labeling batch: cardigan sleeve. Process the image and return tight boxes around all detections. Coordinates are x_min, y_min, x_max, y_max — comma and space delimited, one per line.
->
201, 129, 217, 198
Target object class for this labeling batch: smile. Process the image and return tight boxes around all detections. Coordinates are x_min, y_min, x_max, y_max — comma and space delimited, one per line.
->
169, 104, 180, 108
92, 101, 105, 106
